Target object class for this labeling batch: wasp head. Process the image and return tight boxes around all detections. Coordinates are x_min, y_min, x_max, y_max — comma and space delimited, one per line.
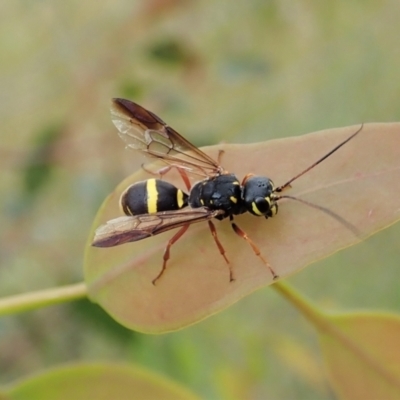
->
242, 176, 278, 218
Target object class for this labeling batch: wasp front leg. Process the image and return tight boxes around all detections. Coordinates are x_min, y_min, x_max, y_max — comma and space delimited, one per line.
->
229, 216, 278, 280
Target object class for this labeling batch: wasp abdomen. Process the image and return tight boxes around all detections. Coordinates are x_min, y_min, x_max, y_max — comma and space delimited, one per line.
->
120, 179, 188, 216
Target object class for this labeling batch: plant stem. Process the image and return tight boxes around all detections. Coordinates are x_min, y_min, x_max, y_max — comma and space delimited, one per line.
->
272, 280, 400, 389
0, 282, 87, 316
272, 280, 329, 331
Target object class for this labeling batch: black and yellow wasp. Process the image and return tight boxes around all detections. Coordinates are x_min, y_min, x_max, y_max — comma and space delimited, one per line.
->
92, 98, 362, 284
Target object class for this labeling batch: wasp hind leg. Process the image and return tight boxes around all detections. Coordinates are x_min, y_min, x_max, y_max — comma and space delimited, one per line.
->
142, 164, 192, 191
152, 224, 190, 285
229, 216, 279, 280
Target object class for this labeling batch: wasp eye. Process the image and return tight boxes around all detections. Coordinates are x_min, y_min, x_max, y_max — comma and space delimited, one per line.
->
254, 197, 271, 215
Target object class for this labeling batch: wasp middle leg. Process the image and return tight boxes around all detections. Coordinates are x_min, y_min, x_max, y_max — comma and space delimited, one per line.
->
207, 220, 233, 281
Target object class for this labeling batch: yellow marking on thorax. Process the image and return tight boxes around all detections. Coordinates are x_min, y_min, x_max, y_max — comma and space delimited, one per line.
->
251, 202, 263, 216
146, 179, 158, 214
230, 196, 237, 204
200, 198, 204, 206
177, 189, 185, 209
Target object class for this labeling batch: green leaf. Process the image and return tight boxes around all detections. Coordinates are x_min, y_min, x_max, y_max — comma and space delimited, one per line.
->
274, 282, 400, 399
320, 312, 400, 399
5, 363, 199, 400
84, 123, 400, 332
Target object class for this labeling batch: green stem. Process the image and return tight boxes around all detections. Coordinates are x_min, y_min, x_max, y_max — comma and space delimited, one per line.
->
272, 280, 400, 390
272, 280, 329, 330
0, 282, 87, 316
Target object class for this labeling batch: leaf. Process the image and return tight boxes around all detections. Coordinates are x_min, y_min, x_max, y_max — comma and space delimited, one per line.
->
319, 312, 400, 399
84, 123, 400, 332
5, 363, 199, 400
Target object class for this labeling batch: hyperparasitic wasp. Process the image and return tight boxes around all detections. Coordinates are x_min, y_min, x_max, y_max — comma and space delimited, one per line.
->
92, 99, 362, 285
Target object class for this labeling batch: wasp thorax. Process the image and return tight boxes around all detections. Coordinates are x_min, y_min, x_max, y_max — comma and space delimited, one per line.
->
189, 173, 244, 216
242, 176, 278, 218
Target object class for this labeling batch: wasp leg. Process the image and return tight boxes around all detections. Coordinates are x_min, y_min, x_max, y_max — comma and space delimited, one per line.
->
207, 220, 234, 281
241, 173, 255, 186
152, 224, 190, 285
217, 149, 225, 165
142, 164, 192, 191
229, 216, 279, 280
176, 168, 191, 191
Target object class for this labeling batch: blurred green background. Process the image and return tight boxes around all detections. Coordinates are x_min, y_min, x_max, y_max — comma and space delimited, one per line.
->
1, 1, 399, 398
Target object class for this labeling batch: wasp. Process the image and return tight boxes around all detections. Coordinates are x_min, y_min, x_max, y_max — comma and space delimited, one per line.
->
92, 98, 362, 285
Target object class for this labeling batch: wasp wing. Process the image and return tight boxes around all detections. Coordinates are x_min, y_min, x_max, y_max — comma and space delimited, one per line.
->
110, 98, 222, 178
92, 207, 225, 247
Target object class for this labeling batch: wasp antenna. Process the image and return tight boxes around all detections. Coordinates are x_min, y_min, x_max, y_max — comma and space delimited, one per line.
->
276, 195, 361, 237
276, 124, 364, 192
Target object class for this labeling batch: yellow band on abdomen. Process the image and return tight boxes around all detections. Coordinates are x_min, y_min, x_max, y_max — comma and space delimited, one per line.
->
146, 179, 158, 214
177, 189, 185, 209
